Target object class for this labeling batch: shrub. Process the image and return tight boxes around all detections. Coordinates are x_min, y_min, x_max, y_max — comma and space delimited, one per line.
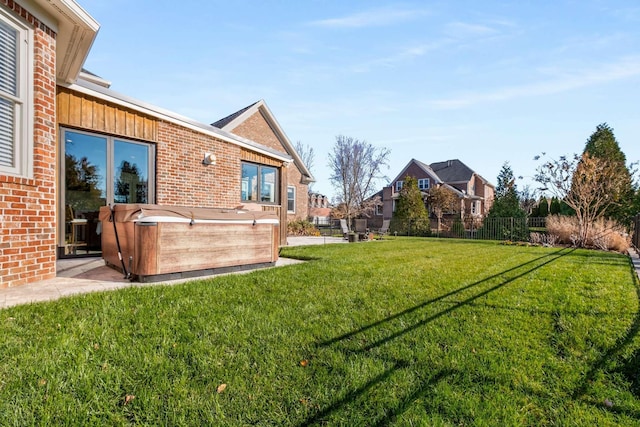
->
451, 218, 465, 238
545, 215, 629, 252
287, 219, 320, 236
389, 216, 431, 237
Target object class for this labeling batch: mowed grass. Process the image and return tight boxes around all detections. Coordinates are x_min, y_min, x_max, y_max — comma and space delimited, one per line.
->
1, 238, 640, 426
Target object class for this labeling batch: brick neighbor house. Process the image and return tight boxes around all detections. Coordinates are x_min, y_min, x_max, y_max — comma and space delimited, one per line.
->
372, 158, 495, 229
0, 0, 310, 288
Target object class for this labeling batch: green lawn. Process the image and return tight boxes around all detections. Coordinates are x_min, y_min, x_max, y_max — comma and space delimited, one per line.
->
1, 238, 640, 426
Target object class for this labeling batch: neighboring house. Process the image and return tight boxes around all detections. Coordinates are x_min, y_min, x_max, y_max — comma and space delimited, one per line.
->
211, 100, 315, 222
308, 193, 331, 226
373, 159, 494, 229
0, 0, 307, 288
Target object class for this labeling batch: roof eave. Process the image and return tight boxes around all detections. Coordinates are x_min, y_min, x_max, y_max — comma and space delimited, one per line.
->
220, 100, 315, 183
33, 0, 100, 83
62, 79, 292, 163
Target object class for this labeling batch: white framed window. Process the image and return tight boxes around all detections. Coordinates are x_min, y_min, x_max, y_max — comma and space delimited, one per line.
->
287, 186, 295, 213
375, 204, 383, 216
0, 9, 33, 178
395, 180, 403, 192
418, 178, 430, 190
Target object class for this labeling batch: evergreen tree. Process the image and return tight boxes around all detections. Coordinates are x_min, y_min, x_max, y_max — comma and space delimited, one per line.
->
581, 123, 634, 224
390, 176, 430, 236
549, 197, 561, 215
485, 162, 528, 240
487, 162, 526, 218
538, 197, 549, 217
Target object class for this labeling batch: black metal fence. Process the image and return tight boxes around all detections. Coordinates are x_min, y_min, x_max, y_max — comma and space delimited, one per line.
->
310, 216, 551, 242
434, 217, 532, 242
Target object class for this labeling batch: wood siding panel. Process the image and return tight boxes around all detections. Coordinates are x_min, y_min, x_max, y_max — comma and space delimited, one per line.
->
241, 148, 282, 167
56, 87, 157, 142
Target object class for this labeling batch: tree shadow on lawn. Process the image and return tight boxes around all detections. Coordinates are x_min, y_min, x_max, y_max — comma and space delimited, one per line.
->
319, 247, 573, 351
297, 358, 457, 427
570, 259, 640, 419
297, 248, 574, 424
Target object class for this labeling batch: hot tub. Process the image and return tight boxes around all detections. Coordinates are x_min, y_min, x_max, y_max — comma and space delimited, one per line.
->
99, 204, 279, 282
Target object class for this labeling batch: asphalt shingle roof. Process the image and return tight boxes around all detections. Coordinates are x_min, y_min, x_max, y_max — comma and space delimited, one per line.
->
429, 159, 475, 182
211, 101, 260, 129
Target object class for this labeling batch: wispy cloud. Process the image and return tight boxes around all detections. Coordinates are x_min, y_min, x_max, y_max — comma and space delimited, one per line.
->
351, 40, 452, 73
309, 7, 428, 29
444, 21, 500, 38
429, 56, 640, 109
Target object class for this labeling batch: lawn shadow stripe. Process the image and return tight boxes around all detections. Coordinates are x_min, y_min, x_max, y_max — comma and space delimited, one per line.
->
318, 248, 573, 349
297, 360, 455, 427
571, 256, 640, 407
355, 248, 573, 352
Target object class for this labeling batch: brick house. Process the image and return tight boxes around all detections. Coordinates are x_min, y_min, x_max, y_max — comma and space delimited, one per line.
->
308, 193, 331, 226
372, 158, 494, 229
212, 100, 314, 222
0, 0, 309, 288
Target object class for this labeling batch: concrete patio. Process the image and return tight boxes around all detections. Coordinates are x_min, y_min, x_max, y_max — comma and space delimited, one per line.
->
0, 236, 347, 309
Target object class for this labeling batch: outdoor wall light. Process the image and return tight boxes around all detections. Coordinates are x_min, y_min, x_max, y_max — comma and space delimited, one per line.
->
203, 152, 217, 165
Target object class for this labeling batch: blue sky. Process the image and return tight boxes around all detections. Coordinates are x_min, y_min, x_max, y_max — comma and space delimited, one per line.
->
79, 0, 640, 199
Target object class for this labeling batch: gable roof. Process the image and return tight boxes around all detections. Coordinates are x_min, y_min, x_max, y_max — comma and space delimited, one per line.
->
389, 158, 443, 186
211, 101, 259, 129
212, 100, 315, 185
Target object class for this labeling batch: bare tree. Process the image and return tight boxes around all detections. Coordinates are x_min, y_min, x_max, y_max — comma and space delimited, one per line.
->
294, 141, 315, 192
328, 135, 390, 229
535, 153, 629, 246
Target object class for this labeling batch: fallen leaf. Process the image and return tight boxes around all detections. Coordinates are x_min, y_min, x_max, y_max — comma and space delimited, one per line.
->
299, 359, 309, 367
38, 378, 47, 386
216, 383, 227, 394
93, 343, 100, 350
124, 395, 135, 405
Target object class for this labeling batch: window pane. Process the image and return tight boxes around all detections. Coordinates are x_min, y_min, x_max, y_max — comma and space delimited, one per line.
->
0, 19, 18, 97
242, 163, 258, 201
0, 97, 13, 167
114, 140, 149, 204
287, 186, 295, 212
64, 131, 107, 211
261, 166, 277, 203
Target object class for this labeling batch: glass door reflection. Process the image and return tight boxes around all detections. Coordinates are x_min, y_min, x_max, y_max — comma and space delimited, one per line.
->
64, 131, 107, 255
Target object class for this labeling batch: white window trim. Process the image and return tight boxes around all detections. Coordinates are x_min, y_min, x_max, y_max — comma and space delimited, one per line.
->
395, 180, 403, 192
0, 9, 33, 178
418, 178, 430, 190
287, 185, 295, 213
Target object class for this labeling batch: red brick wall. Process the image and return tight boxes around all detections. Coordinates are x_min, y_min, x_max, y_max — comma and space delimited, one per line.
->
231, 111, 310, 221
0, 1, 57, 288
155, 122, 242, 208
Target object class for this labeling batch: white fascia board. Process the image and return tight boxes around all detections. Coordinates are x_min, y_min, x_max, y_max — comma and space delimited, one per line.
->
29, 0, 99, 83
390, 159, 442, 186
223, 100, 315, 183
61, 80, 292, 163
257, 102, 315, 183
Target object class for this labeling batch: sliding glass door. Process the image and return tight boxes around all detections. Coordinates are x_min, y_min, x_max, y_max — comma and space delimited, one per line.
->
60, 128, 154, 257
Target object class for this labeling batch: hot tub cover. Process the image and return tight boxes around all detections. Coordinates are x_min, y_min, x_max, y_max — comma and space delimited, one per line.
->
98, 204, 279, 224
